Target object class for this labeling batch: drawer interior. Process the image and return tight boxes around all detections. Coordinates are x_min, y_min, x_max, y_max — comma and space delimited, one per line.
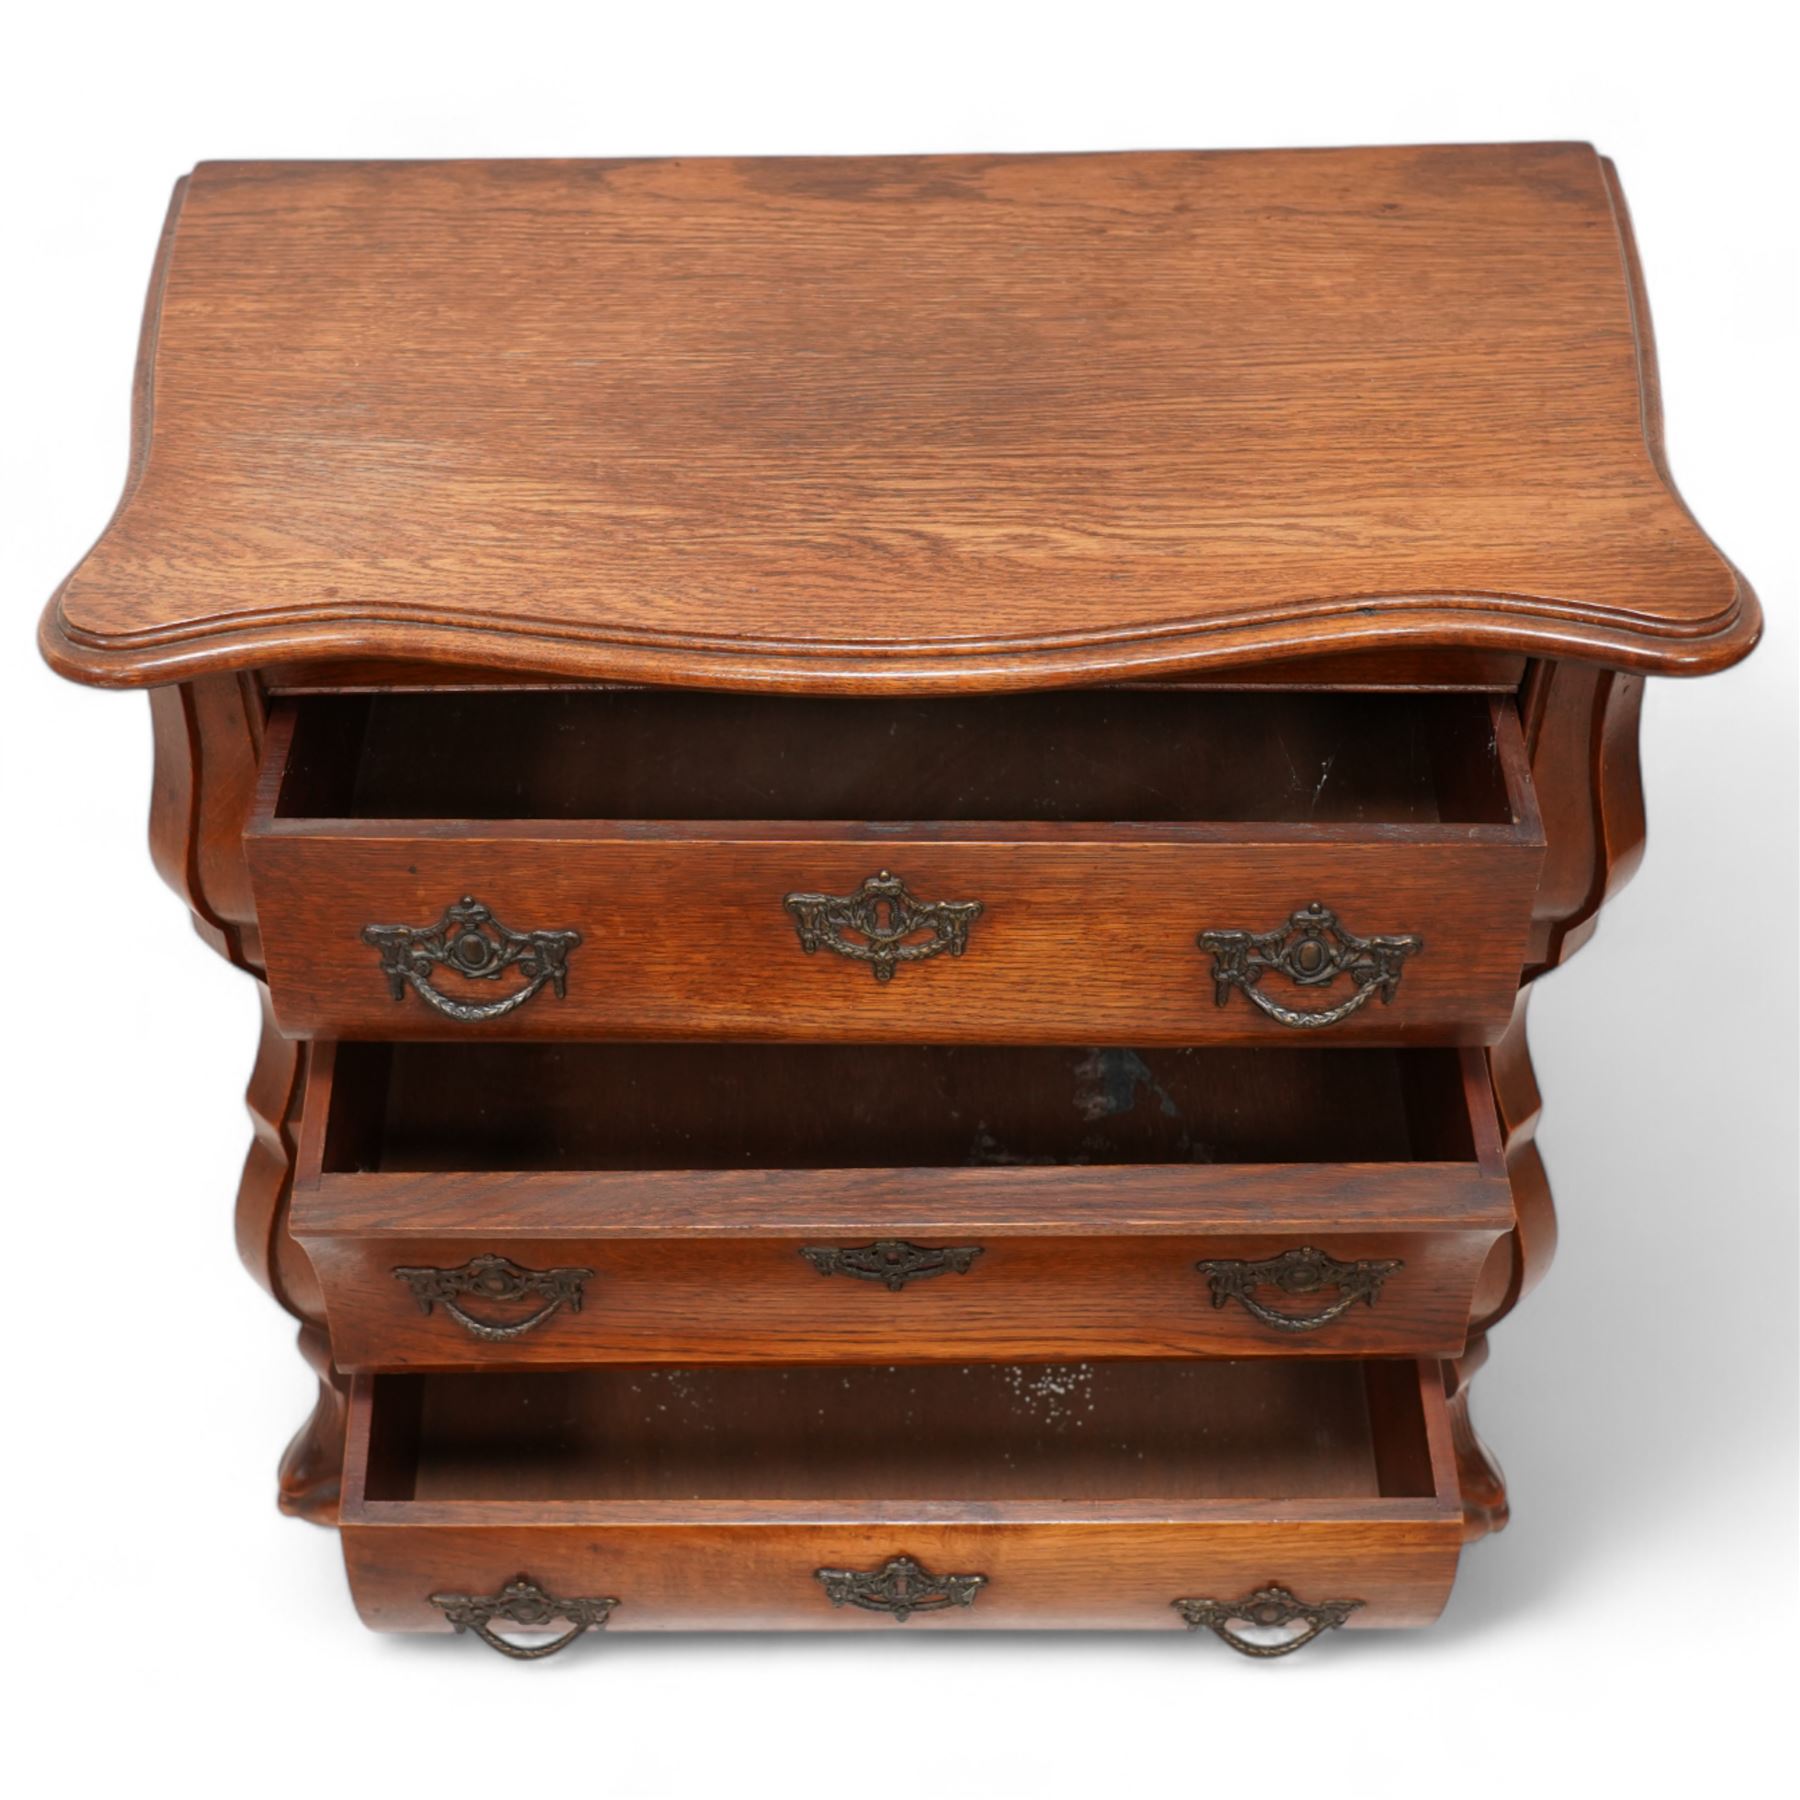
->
320, 1043, 1479, 1174
271, 689, 1521, 825
359, 1358, 1441, 1503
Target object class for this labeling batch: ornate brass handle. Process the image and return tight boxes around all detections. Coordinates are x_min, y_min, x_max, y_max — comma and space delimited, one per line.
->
1194, 1246, 1402, 1334
815, 1555, 987, 1621
800, 1239, 984, 1290
430, 1575, 617, 1659
1174, 1585, 1363, 1657
784, 870, 983, 982
1197, 902, 1421, 1028
363, 895, 581, 1022
392, 1254, 594, 1341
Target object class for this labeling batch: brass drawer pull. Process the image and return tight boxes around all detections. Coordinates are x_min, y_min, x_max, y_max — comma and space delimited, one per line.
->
1194, 1246, 1402, 1334
1174, 1585, 1363, 1658
800, 1238, 984, 1290
392, 1254, 594, 1341
1197, 901, 1421, 1028
815, 1554, 987, 1621
430, 1575, 617, 1660
363, 895, 581, 1022
784, 870, 983, 982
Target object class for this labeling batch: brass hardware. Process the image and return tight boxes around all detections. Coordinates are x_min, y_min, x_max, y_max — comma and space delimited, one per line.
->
815, 1555, 987, 1621
1194, 1246, 1402, 1334
392, 1254, 594, 1341
1174, 1585, 1363, 1658
429, 1575, 617, 1659
799, 1239, 984, 1290
1197, 901, 1421, 1028
363, 895, 580, 1022
784, 870, 983, 981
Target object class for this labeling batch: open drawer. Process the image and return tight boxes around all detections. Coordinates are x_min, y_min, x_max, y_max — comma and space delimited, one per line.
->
246, 688, 1544, 1044
290, 1041, 1513, 1367
339, 1357, 1464, 1647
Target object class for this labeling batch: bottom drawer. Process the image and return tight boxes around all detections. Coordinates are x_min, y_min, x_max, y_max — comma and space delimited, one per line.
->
339, 1356, 1464, 1654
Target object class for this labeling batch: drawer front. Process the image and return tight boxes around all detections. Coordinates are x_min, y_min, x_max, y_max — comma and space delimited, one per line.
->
338, 1361, 1465, 1642
342, 1517, 1463, 1636
247, 831, 1541, 1043
246, 692, 1544, 1045
292, 1044, 1514, 1368
304, 1227, 1504, 1369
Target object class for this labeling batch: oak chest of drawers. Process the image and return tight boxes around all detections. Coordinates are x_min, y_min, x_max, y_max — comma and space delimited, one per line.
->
40, 145, 1758, 1659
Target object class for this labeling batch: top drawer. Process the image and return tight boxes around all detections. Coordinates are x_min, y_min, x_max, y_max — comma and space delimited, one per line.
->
245, 688, 1544, 1043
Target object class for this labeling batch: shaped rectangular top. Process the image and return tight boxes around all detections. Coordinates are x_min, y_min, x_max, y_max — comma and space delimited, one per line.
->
42, 145, 1756, 689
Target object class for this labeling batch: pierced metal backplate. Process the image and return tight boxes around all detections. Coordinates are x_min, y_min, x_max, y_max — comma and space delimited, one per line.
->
363, 894, 581, 1022
784, 870, 983, 981
429, 1575, 617, 1660
1174, 1585, 1363, 1658
800, 1239, 984, 1290
1194, 1246, 1403, 1334
1197, 901, 1421, 1028
815, 1555, 987, 1621
392, 1253, 594, 1341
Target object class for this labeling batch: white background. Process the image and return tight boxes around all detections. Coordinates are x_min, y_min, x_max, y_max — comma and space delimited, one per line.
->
4, 5, 1794, 1795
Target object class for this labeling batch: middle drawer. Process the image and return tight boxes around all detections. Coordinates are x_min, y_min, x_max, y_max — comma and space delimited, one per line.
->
290, 1041, 1512, 1370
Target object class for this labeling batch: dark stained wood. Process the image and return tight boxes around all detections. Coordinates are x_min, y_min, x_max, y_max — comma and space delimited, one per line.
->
1445, 1338, 1510, 1542
311, 1041, 1490, 1173
271, 688, 1523, 824
147, 672, 267, 972
289, 1041, 1511, 1368
1519, 659, 1649, 971
34, 146, 1756, 1647
147, 684, 232, 963
42, 148, 1756, 691
395, 1361, 1404, 1502
1475, 986, 1557, 1331
311, 1234, 1503, 1371
229, 987, 345, 1522
338, 1359, 1464, 1631
244, 691, 1545, 1044
1446, 981, 1553, 1543
264, 647, 1531, 696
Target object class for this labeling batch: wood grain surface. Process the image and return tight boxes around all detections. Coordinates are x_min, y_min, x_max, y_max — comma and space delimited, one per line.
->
338, 1360, 1464, 1631
307, 1232, 1506, 1368
245, 690, 1544, 1043
42, 146, 1756, 690
291, 1038, 1509, 1366
36, 140, 1763, 1653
